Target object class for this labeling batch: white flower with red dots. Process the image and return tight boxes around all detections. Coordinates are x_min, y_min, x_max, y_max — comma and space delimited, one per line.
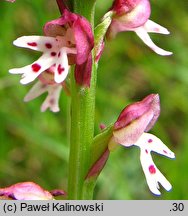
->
23, 65, 65, 112
112, 94, 175, 195
107, 0, 172, 56
9, 35, 75, 84
24, 81, 63, 113
9, 9, 94, 87
134, 132, 175, 195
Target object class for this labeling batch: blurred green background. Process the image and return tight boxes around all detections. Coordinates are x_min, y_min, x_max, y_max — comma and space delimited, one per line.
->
0, 0, 188, 199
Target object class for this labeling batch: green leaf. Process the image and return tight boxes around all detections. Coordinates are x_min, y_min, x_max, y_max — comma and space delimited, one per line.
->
91, 125, 113, 165
94, 11, 113, 60
86, 125, 114, 179
83, 125, 113, 198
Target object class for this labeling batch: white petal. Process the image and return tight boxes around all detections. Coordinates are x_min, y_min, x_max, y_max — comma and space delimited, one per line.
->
41, 84, 62, 112
143, 20, 170, 34
13, 36, 58, 52
135, 27, 173, 56
24, 81, 49, 102
134, 132, 175, 159
54, 48, 70, 84
9, 52, 56, 84
140, 149, 172, 195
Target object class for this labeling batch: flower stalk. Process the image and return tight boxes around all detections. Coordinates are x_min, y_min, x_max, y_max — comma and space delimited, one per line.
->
68, 0, 97, 199
68, 63, 97, 199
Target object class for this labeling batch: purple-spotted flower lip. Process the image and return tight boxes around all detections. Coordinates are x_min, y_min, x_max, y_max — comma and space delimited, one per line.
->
133, 132, 175, 195
9, 35, 74, 84
0, 182, 66, 200
111, 94, 175, 195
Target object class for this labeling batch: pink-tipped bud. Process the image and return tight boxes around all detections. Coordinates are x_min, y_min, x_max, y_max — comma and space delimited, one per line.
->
108, 0, 151, 38
111, 0, 141, 15
113, 94, 160, 147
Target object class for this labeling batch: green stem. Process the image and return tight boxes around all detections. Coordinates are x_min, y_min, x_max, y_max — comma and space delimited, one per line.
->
68, 62, 97, 199
67, 0, 97, 200
66, 0, 97, 200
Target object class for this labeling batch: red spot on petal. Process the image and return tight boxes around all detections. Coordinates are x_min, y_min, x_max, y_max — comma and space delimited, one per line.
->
145, 149, 148, 154
163, 150, 167, 154
27, 42, 37, 47
51, 52, 56, 56
148, 139, 153, 143
149, 165, 156, 174
31, 63, 41, 72
57, 64, 65, 75
49, 98, 55, 105
154, 27, 159, 32
45, 43, 52, 49
58, 52, 61, 58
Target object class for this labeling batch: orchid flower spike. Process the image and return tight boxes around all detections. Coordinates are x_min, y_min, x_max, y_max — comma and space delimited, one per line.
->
0, 182, 66, 200
9, 9, 94, 87
107, 0, 172, 56
112, 94, 175, 195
